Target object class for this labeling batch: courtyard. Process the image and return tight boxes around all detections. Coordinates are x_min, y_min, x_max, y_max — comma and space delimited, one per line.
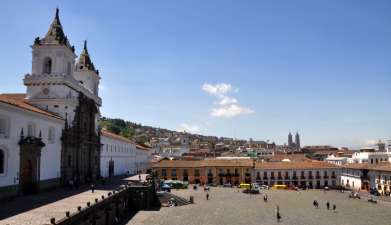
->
126, 187, 391, 225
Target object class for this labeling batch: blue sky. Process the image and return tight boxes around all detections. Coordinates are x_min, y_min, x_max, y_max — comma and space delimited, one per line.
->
0, 0, 390, 147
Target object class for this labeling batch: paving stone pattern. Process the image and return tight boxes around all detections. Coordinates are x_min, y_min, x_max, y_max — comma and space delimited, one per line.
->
126, 187, 391, 225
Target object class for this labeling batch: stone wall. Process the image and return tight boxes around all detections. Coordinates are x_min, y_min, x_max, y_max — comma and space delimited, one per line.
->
51, 184, 159, 225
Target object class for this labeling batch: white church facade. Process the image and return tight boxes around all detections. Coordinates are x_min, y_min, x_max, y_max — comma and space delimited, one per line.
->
0, 9, 150, 199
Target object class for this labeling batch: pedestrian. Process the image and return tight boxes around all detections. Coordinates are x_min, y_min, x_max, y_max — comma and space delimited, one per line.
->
138, 174, 141, 181
276, 212, 281, 222
276, 205, 281, 222
206, 193, 209, 200
332, 204, 336, 211
91, 183, 95, 193
264, 194, 268, 202
313, 200, 318, 208
326, 201, 330, 210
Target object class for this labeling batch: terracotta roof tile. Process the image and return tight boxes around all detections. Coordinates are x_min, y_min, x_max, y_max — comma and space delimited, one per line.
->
0, 93, 63, 120
256, 161, 341, 170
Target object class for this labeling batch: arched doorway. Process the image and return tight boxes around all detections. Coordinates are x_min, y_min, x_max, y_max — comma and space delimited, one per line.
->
19, 135, 45, 195
108, 160, 114, 178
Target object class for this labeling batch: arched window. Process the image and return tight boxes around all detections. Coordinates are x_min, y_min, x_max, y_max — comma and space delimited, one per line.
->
43, 57, 52, 74
0, 149, 4, 174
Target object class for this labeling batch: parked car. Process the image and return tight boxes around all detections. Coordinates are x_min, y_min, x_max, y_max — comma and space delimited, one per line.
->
243, 188, 260, 194
370, 188, 381, 196
259, 185, 269, 190
223, 183, 233, 188
162, 184, 171, 192
349, 191, 361, 199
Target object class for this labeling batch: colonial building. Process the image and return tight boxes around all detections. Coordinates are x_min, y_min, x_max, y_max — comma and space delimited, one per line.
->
255, 161, 341, 188
0, 8, 102, 198
152, 158, 253, 185
153, 158, 342, 188
100, 130, 152, 178
341, 163, 391, 195
0, 94, 64, 198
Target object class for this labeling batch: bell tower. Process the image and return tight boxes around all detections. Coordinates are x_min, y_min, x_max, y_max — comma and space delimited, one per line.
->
74, 40, 100, 97
24, 8, 101, 123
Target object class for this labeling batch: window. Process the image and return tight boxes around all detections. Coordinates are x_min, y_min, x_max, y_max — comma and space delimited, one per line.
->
0, 116, 9, 138
43, 57, 52, 74
48, 126, 55, 143
0, 149, 4, 174
27, 123, 36, 137
171, 169, 177, 177
195, 169, 200, 177
162, 169, 167, 177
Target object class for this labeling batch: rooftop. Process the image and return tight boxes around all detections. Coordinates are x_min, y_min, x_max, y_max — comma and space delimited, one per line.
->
0, 93, 63, 120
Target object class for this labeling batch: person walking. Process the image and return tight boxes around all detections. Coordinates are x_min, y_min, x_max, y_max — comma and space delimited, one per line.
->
326, 201, 330, 210
264, 194, 268, 202
276, 205, 281, 222
206, 193, 210, 200
91, 183, 95, 193
332, 204, 336, 212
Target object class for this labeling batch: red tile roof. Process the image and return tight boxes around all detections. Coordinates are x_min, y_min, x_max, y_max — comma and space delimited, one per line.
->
255, 161, 340, 170
343, 163, 391, 172
152, 159, 341, 170
0, 93, 63, 120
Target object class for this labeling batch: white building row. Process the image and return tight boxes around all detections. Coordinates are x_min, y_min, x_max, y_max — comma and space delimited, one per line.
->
101, 130, 151, 178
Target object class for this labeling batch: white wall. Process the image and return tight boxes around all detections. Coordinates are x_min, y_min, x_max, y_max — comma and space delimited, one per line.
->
0, 103, 63, 187
100, 134, 137, 178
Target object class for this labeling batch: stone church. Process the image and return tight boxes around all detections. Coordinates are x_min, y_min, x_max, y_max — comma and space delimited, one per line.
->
0, 9, 103, 198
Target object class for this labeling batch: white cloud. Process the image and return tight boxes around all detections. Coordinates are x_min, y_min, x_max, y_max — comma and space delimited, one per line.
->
177, 123, 201, 133
202, 82, 255, 118
202, 83, 232, 96
211, 104, 254, 118
218, 96, 238, 106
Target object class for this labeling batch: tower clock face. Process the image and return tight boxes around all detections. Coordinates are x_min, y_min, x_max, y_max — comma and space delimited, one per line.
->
43, 88, 50, 95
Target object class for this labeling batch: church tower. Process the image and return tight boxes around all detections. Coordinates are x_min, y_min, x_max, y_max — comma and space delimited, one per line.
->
295, 132, 301, 150
24, 8, 101, 123
24, 8, 102, 185
74, 40, 100, 96
288, 132, 293, 148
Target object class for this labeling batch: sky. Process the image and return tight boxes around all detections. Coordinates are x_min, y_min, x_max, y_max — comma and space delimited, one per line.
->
0, 0, 390, 148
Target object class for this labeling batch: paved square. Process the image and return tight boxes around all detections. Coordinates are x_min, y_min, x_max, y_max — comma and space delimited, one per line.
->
126, 187, 391, 225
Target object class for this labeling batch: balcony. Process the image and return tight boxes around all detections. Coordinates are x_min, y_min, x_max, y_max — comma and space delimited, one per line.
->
270, 176, 275, 180
277, 176, 283, 180
263, 176, 268, 180
331, 175, 336, 179
218, 173, 226, 177
207, 173, 213, 177
292, 176, 298, 180
284, 176, 290, 180
308, 176, 313, 179
300, 176, 305, 179
323, 175, 329, 179
194, 174, 200, 177
234, 173, 240, 177
245, 172, 251, 177
315, 176, 321, 179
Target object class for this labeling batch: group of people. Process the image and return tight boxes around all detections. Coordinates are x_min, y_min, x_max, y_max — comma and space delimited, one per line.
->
313, 200, 336, 211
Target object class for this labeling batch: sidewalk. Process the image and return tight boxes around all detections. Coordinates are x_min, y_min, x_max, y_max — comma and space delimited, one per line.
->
0, 176, 130, 225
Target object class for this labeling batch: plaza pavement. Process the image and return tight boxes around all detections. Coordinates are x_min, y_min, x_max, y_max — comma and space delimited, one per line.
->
126, 187, 391, 225
0, 175, 143, 225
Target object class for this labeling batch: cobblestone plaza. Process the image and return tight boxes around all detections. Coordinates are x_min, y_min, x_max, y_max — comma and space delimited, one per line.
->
127, 187, 391, 225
